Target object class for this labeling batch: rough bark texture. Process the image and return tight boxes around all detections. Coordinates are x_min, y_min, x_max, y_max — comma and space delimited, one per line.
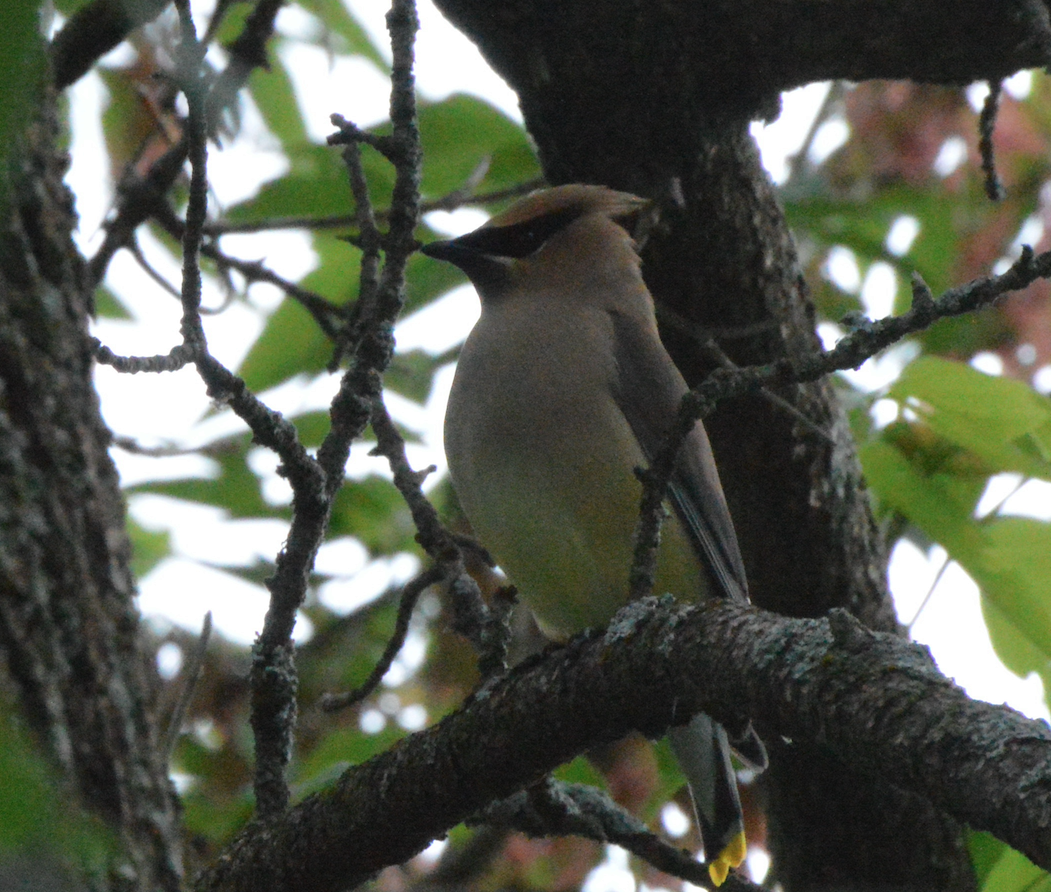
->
427, 2, 1051, 888
195, 599, 1051, 892
0, 89, 183, 891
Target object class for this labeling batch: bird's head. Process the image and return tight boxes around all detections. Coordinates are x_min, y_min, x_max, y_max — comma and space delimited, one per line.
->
421, 184, 651, 299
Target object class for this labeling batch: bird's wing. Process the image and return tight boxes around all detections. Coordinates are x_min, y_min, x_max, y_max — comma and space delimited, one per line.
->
610, 310, 749, 603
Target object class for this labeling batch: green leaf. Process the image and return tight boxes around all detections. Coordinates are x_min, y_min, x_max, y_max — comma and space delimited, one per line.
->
237, 297, 332, 393
975, 834, 1051, 892
417, 94, 539, 198
133, 437, 279, 520
227, 141, 392, 224
552, 756, 606, 789
330, 476, 416, 555
863, 419, 1051, 685
401, 243, 473, 317
296, 0, 388, 68
0, 0, 45, 215
181, 784, 255, 849
97, 65, 141, 171
785, 184, 1018, 357
236, 227, 462, 395
0, 711, 113, 872
970, 832, 1007, 888
973, 518, 1051, 685
384, 349, 443, 406
296, 722, 405, 788
859, 438, 986, 558
891, 357, 1051, 480
93, 285, 133, 319
236, 232, 361, 392
289, 410, 332, 448
247, 49, 310, 150
208, 0, 254, 53
127, 516, 172, 579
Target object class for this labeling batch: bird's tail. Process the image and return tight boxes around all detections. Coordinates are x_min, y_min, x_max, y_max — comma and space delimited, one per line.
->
668, 713, 748, 887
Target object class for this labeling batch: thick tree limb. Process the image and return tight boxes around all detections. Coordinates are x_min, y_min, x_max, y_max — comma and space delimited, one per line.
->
427, 3, 1045, 885
435, 0, 1051, 129
195, 599, 1051, 892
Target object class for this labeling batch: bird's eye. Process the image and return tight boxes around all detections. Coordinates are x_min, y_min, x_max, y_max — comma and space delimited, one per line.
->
457, 208, 581, 259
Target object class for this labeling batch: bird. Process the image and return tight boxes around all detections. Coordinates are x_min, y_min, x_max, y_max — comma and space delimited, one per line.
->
421, 183, 762, 886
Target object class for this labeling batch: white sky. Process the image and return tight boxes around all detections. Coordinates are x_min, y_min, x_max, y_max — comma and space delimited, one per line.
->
63, 0, 1049, 723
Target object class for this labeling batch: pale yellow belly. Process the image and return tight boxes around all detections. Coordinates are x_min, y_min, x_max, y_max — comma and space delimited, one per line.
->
445, 304, 706, 639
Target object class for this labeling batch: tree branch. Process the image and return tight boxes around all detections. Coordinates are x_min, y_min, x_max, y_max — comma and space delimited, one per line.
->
435, 0, 1050, 127
194, 599, 1051, 892
245, 0, 424, 823
632, 245, 1051, 605
481, 780, 760, 892
51, 0, 172, 89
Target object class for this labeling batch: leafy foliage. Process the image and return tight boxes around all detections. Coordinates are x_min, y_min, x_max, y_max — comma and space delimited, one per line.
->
23, 2, 1051, 889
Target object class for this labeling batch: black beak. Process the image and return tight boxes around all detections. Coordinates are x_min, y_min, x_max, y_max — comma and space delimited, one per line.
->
420, 238, 474, 265
419, 236, 511, 293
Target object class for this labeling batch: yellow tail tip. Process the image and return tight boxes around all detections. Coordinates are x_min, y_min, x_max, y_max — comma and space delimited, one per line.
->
707, 831, 747, 887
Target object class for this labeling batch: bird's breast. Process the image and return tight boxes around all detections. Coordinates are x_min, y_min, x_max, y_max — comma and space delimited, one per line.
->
444, 298, 703, 637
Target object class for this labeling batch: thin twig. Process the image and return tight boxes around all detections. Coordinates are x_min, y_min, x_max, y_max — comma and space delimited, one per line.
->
202, 178, 546, 235
328, 136, 383, 369
86, 0, 283, 287
656, 302, 833, 443
979, 81, 1005, 202
127, 235, 182, 299
111, 436, 203, 456
905, 552, 951, 632
173, 6, 209, 354
151, 201, 345, 338
92, 340, 197, 373
165, 612, 213, 761
246, 0, 424, 821
631, 246, 1051, 601
480, 781, 760, 892
369, 397, 509, 672
315, 0, 423, 492
319, 566, 441, 712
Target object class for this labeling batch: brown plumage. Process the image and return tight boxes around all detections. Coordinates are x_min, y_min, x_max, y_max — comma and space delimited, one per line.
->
423, 184, 762, 885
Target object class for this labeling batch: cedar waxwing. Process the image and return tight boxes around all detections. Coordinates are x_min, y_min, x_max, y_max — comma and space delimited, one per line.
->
422, 184, 763, 886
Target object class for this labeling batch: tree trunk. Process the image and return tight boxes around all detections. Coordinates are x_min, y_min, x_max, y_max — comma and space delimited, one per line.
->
0, 84, 184, 892
425, 1, 1048, 887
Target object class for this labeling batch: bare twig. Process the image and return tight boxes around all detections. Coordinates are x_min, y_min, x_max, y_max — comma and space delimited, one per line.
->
631, 246, 1051, 600
904, 552, 951, 632
480, 781, 759, 891
320, 565, 441, 712
86, 0, 283, 287
89, 139, 189, 288
150, 201, 345, 338
979, 80, 1005, 202
201, 178, 546, 236
368, 397, 509, 674
246, 0, 424, 821
656, 302, 833, 443
92, 340, 197, 373
328, 116, 398, 159
328, 136, 384, 369
164, 612, 213, 760
172, 0, 208, 353
127, 235, 182, 299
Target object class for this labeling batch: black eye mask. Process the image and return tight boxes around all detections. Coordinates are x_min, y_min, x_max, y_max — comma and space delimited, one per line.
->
451, 207, 583, 258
